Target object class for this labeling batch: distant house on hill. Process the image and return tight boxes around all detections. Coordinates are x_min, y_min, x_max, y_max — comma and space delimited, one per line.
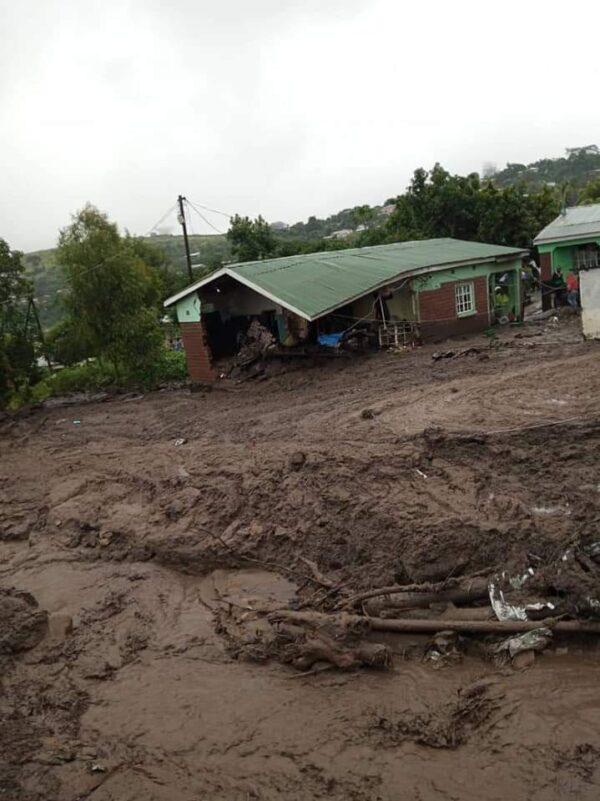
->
534, 203, 600, 335
270, 221, 289, 231
324, 229, 353, 240
164, 238, 527, 382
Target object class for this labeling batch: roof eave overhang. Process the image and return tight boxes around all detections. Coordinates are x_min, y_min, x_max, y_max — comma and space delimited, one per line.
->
163, 267, 313, 320
534, 231, 600, 247
163, 267, 229, 307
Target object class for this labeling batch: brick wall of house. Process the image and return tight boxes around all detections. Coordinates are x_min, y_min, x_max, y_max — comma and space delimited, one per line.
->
539, 251, 553, 311
418, 276, 490, 339
180, 321, 217, 383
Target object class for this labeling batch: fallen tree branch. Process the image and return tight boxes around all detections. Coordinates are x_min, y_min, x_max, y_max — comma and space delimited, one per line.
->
270, 610, 600, 635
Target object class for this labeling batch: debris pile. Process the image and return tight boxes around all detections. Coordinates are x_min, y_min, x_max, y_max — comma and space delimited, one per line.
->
203, 534, 600, 674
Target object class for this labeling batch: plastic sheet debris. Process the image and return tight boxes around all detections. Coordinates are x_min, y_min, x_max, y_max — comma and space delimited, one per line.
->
489, 574, 555, 621
507, 567, 534, 590
489, 582, 528, 621
173, 438, 187, 447
494, 627, 553, 659
318, 332, 345, 348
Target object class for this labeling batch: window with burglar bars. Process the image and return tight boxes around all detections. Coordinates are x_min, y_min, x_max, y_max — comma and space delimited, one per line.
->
455, 282, 475, 315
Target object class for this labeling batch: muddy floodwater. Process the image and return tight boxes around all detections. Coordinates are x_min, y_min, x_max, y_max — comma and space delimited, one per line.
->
2, 320, 600, 799
4, 554, 600, 801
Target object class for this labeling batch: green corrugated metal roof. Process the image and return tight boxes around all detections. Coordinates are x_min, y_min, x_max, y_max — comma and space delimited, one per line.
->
165, 237, 526, 320
534, 204, 600, 245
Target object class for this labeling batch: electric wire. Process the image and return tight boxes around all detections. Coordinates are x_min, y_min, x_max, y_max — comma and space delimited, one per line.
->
185, 199, 227, 235
145, 203, 178, 236
186, 199, 232, 219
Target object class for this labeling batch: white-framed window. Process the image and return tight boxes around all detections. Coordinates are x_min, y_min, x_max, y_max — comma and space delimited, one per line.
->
455, 282, 475, 316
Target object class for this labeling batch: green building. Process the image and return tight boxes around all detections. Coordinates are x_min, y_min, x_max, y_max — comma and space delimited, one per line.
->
534, 204, 600, 309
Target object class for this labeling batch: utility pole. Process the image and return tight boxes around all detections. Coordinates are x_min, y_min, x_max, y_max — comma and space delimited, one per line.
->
177, 195, 194, 283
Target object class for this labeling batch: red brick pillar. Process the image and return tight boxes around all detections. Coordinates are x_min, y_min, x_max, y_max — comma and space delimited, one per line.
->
539, 251, 553, 311
180, 321, 217, 383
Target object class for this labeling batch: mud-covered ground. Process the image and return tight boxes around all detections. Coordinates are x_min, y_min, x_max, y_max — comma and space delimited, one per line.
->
2, 313, 600, 800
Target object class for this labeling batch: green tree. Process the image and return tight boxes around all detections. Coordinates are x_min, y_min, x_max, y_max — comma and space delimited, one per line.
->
45, 318, 92, 366
351, 204, 375, 229
227, 214, 276, 262
386, 165, 481, 241
57, 205, 163, 380
0, 239, 38, 405
578, 178, 600, 205
384, 164, 560, 249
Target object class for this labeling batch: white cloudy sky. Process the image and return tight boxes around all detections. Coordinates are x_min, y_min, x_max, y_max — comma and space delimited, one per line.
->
1, 0, 599, 251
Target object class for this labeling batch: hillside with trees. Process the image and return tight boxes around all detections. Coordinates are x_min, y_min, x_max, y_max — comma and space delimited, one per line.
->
490, 145, 600, 193
23, 232, 231, 328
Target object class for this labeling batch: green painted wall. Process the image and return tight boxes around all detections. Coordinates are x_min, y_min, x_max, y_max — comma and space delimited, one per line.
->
175, 293, 201, 323
349, 259, 522, 323
413, 259, 521, 292
538, 237, 600, 272
553, 245, 576, 271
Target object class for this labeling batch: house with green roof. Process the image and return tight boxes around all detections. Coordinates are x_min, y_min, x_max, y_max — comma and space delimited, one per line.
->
534, 204, 600, 310
164, 237, 527, 382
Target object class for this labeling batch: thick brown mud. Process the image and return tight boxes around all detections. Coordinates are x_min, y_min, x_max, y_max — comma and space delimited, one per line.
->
2, 317, 600, 799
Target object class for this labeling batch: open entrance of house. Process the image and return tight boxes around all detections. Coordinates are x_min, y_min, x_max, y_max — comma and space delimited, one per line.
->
489, 268, 520, 324
198, 274, 313, 364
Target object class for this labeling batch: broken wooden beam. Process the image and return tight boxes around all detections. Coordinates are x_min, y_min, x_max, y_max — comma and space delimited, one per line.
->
270, 610, 600, 636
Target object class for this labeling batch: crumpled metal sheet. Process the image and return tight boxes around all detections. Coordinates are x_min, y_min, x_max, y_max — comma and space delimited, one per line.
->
495, 627, 553, 658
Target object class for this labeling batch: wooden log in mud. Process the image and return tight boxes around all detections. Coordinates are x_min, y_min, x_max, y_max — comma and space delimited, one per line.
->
292, 637, 391, 671
271, 610, 600, 636
338, 572, 491, 610
363, 578, 490, 615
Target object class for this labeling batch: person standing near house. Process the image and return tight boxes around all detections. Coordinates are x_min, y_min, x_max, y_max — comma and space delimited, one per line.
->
566, 270, 580, 309
549, 269, 566, 308
493, 285, 511, 322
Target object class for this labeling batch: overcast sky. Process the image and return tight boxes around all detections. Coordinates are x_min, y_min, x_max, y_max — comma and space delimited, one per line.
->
1, 0, 599, 252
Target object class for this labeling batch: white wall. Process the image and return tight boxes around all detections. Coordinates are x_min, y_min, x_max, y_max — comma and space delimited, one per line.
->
203, 284, 279, 316
580, 270, 600, 339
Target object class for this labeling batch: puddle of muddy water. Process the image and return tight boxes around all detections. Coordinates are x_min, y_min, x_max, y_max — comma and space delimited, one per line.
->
4, 556, 600, 801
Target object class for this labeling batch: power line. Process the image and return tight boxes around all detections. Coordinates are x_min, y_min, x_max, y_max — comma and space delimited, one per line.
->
145, 202, 178, 236
185, 199, 227, 235
1, 198, 230, 309
186, 199, 232, 219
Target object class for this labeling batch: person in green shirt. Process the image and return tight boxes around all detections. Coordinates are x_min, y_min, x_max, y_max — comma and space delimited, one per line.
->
495, 286, 510, 307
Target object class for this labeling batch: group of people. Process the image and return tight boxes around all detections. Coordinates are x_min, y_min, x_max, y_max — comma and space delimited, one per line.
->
548, 268, 580, 309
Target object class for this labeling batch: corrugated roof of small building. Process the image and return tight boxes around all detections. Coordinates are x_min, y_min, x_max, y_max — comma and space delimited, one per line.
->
165, 237, 526, 321
534, 204, 600, 246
